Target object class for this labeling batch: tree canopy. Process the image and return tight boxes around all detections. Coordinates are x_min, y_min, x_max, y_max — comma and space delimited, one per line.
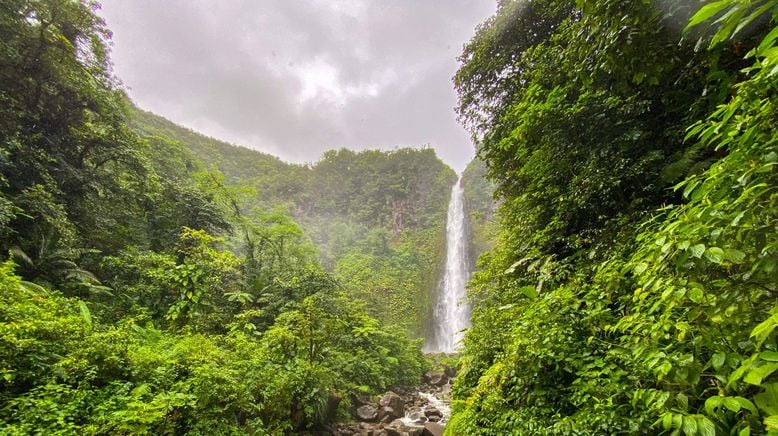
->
449, 0, 778, 434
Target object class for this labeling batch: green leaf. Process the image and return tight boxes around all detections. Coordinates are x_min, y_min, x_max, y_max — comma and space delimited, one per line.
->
704, 247, 724, 263
765, 415, 778, 431
686, 0, 733, 30
733, 3, 774, 38
681, 415, 698, 435
755, 383, 778, 415
663, 412, 674, 430
673, 413, 683, 430
761, 352, 778, 362
723, 396, 742, 412
691, 244, 706, 258
711, 352, 726, 370
744, 363, 778, 385
756, 26, 778, 55
677, 392, 689, 411
19, 280, 49, 295
734, 397, 758, 414
751, 315, 778, 348
78, 301, 92, 328
519, 285, 538, 300
697, 416, 716, 436
723, 248, 746, 263
705, 396, 723, 415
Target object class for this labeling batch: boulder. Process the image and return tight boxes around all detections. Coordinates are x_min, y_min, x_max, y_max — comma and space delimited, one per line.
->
422, 422, 445, 436
424, 372, 447, 387
406, 409, 426, 423
380, 391, 405, 416
444, 366, 457, 378
384, 419, 409, 436
356, 404, 379, 422
379, 405, 401, 422
424, 408, 442, 419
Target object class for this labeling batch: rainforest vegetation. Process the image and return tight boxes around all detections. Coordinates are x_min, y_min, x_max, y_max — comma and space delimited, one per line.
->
1, 0, 777, 435
0, 1, 453, 433
449, 0, 778, 434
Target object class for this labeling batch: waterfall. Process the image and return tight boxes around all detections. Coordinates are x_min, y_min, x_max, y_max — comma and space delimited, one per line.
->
425, 175, 471, 353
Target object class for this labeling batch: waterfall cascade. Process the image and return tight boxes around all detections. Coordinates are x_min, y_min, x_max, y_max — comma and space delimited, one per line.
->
424, 175, 471, 353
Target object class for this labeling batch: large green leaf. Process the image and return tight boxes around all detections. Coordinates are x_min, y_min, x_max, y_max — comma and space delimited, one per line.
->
686, 0, 734, 30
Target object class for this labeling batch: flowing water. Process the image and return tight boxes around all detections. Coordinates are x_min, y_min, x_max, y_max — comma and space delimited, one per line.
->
424, 175, 471, 353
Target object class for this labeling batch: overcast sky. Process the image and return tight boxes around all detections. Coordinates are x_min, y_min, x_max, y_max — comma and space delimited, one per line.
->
98, 1, 495, 172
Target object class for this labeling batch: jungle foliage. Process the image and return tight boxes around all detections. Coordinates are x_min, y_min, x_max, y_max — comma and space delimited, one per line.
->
450, 0, 778, 435
130, 110, 456, 334
0, 1, 434, 433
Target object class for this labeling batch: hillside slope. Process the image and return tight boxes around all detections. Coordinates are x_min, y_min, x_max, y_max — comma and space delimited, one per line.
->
130, 108, 457, 335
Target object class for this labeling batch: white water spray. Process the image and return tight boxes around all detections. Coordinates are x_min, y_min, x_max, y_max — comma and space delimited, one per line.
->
425, 175, 471, 353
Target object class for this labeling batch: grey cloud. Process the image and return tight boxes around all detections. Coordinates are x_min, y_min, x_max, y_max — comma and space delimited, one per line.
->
99, 0, 495, 171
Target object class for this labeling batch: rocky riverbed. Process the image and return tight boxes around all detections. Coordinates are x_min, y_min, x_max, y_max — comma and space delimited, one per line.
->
330, 368, 456, 436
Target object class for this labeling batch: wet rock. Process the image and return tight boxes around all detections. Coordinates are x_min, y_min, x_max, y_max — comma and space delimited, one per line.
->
356, 404, 379, 422
384, 419, 407, 436
444, 366, 457, 378
378, 407, 395, 424
424, 371, 447, 386
422, 422, 445, 436
424, 407, 442, 419
407, 409, 425, 422
380, 391, 405, 416
382, 403, 405, 420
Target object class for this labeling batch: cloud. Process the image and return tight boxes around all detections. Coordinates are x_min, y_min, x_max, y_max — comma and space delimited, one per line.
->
99, 0, 495, 171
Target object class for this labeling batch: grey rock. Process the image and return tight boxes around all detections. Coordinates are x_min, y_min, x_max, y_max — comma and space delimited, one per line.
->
356, 404, 379, 422
424, 371, 447, 386
407, 410, 425, 421
424, 407, 442, 419
422, 422, 445, 436
384, 420, 408, 436
380, 405, 401, 421
380, 391, 406, 417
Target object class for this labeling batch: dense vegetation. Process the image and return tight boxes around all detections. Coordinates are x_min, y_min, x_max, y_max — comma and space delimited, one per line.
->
450, 0, 778, 434
4, 0, 775, 434
131, 110, 456, 334
0, 1, 448, 432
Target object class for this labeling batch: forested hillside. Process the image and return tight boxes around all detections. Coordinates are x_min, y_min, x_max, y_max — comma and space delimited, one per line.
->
449, 0, 778, 434
0, 1, 452, 432
130, 109, 456, 334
